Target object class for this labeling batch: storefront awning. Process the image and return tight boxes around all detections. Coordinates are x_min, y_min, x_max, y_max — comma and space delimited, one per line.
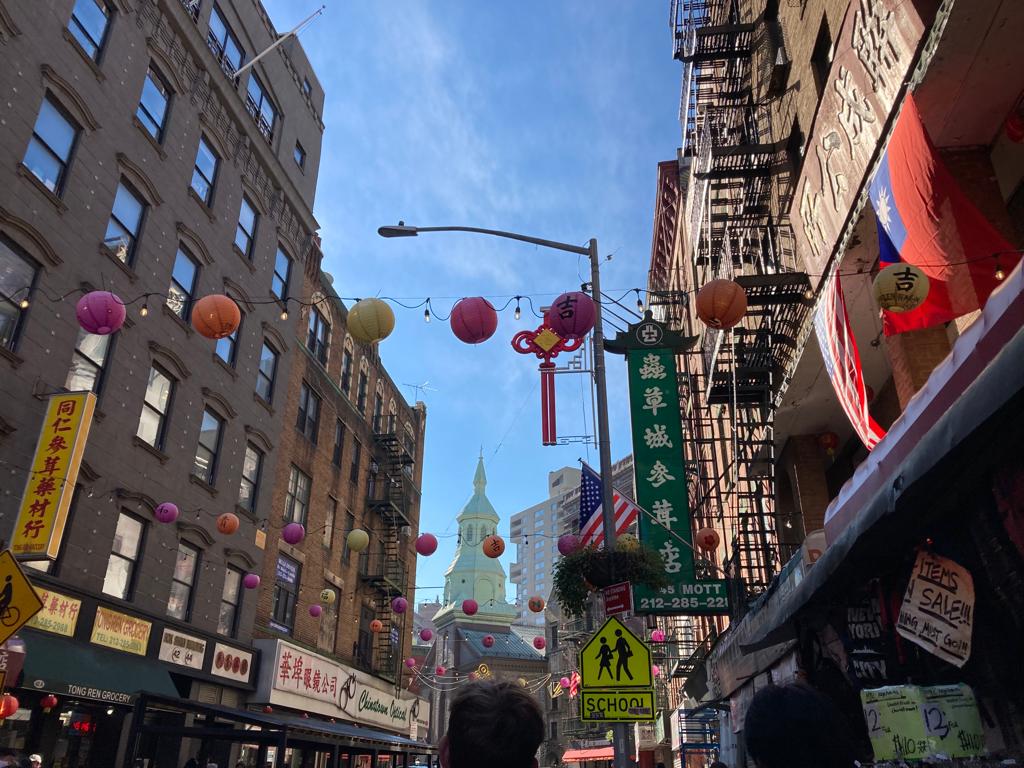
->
739, 264, 1024, 652
562, 747, 614, 762
21, 629, 178, 701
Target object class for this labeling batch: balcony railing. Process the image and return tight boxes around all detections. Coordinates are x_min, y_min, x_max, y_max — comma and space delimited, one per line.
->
358, 550, 406, 593
179, 0, 200, 21
244, 95, 275, 143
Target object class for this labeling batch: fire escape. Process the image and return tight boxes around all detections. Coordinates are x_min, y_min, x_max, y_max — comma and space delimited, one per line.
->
361, 415, 417, 684
670, 0, 809, 603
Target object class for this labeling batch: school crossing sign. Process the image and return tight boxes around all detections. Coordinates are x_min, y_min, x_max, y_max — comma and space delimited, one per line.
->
578, 617, 655, 722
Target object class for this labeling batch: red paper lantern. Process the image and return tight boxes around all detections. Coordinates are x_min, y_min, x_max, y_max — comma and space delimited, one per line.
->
309, 604, 323, 618
450, 297, 498, 344
0, 694, 19, 719
817, 431, 840, 456
696, 279, 748, 330
461, 599, 478, 616
528, 596, 545, 613
415, 533, 438, 556
263, 705, 273, 714
482, 534, 505, 558
40, 694, 58, 713
545, 291, 596, 339
533, 636, 546, 650
482, 634, 495, 648
216, 512, 240, 535
695, 527, 720, 552
1006, 113, 1024, 144
370, 619, 384, 633
435, 665, 446, 676
76, 291, 126, 335
191, 294, 241, 340
419, 628, 433, 642
557, 534, 580, 556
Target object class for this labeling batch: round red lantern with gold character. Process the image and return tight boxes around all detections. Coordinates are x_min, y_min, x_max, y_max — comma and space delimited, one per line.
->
695, 279, 747, 330
482, 534, 505, 559
191, 294, 241, 340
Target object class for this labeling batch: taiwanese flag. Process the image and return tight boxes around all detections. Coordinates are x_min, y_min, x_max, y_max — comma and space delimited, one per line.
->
869, 94, 1018, 335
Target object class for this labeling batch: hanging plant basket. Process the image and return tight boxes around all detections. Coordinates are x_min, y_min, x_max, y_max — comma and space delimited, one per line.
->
553, 544, 669, 618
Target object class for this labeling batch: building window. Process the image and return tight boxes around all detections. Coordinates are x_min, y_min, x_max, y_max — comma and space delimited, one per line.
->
349, 440, 361, 485
356, 369, 368, 414
192, 407, 223, 485
102, 512, 144, 599
23, 96, 79, 194
372, 389, 383, 430
103, 181, 146, 263
235, 196, 258, 258
191, 136, 219, 205
68, 0, 110, 60
218, 567, 242, 636
272, 247, 290, 300
296, 382, 321, 443
65, 329, 111, 393
342, 511, 355, 564
294, 142, 306, 170
215, 311, 241, 366
340, 345, 354, 395
317, 585, 339, 653
271, 554, 300, 634
302, 78, 312, 97
136, 66, 171, 141
332, 420, 345, 467
238, 442, 263, 513
356, 604, 374, 667
307, 307, 329, 365
285, 465, 311, 526
255, 341, 278, 402
0, 241, 37, 352
167, 542, 199, 620
137, 364, 174, 449
550, 722, 557, 740
245, 72, 277, 140
207, 3, 244, 74
166, 246, 199, 319
324, 497, 337, 548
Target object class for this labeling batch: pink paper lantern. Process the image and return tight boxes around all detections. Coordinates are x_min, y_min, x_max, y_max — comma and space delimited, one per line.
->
560, 676, 571, 689
76, 291, 126, 335
461, 599, 478, 616
450, 297, 498, 344
242, 573, 261, 590
309, 604, 323, 618
533, 636, 546, 650
419, 628, 433, 642
415, 533, 438, 556
557, 534, 580, 556
545, 291, 596, 339
652, 665, 661, 677
154, 502, 179, 524
651, 629, 666, 643
435, 665, 446, 676
405, 658, 417, 669
482, 634, 494, 648
282, 522, 305, 545
392, 596, 408, 614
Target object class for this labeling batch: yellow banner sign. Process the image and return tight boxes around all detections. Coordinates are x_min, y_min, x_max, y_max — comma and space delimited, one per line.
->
90, 607, 151, 656
11, 392, 96, 560
26, 587, 82, 637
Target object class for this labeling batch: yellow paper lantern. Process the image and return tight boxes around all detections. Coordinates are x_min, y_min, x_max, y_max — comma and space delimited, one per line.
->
348, 298, 395, 344
872, 263, 930, 313
320, 588, 336, 605
347, 528, 370, 552
616, 534, 639, 552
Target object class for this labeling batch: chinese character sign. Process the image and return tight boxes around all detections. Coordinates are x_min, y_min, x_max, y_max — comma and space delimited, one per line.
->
12, 392, 96, 560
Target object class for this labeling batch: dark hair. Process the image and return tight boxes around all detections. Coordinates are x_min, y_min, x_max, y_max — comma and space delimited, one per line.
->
446, 681, 543, 768
744, 684, 855, 768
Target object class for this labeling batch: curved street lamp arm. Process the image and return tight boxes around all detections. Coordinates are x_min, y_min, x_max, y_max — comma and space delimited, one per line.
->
383, 224, 591, 256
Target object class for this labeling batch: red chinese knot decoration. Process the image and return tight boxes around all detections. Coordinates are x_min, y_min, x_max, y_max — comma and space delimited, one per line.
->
450, 297, 498, 344
545, 291, 596, 339
511, 323, 584, 446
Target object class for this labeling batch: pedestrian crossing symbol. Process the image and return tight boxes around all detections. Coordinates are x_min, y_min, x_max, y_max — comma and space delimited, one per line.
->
579, 616, 652, 689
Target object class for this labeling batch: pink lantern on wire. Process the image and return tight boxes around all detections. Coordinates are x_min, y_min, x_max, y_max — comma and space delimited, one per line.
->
282, 522, 305, 545
405, 658, 417, 669
419, 628, 433, 642
450, 297, 498, 344
415, 533, 438, 556
76, 291, 126, 335
154, 502, 179, 524
242, 573, 261, 590
392, 596, 409, 614
545, 291, 596, 339
557, 534, 580, 556
560, 677, 571, 689
651, 629, 666, 643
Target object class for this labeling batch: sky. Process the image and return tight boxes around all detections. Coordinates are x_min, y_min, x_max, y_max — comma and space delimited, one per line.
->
261, 1, 682, 606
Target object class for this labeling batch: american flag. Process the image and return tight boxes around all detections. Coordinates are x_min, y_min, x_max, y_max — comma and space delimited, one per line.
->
578, 463, 640, 548
814, 273, 886, 450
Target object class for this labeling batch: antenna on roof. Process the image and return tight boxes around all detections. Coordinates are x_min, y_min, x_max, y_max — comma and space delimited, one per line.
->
231, 4, 326, 79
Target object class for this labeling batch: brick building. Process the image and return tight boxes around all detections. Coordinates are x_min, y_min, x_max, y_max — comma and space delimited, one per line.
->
0, 0, 324, 763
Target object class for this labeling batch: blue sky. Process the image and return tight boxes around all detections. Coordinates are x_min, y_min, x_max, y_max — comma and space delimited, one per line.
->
262, 1, 681, 606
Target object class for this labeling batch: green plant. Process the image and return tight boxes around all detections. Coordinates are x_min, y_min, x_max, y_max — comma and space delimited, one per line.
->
552, 544, 669, 618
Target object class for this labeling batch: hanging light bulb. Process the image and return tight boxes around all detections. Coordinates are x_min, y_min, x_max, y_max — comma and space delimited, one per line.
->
803, 288, 814, 300
424, 304, 431, 323
514, 297, 521, 320
140, 303, 149, 317
785, 519, 793, 529
280, 309, 289, 320
18, 297, 29, 309
636, 289, 644, 313
995, 262, 1005, 281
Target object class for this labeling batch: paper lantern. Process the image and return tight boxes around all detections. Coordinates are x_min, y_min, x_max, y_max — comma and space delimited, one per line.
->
435, 665, 446, 676
309, 604, 323, 618
76, 291, 126, 335
243, 573, 260, 589
817, 431, 840, 457
40, 694, 58, 713
695, 527, 720, 552
216, 512, 240, 535
320, 589, 337, 605
528, 596, 545, 613
154, 502, 179, 524
872, 262, 930, 313
517, 677, 528, 687
651, 629, 666, 643
450, 297, 498, 344
461, 599, 478, 616
545, 291, 596, 339
1006, 113, 1024, 143
482, 534, 505, 558
560, 677, 571, 689
557, 534, 580, 556
482, 634, 495, 648
263, 706, 273, 714
348, 298, 395, 344
415, 533, 438, 556
533, 636, 546, 650
392, 596, 409, 614
191, 294, 241, 339
370, 619, 384, 633
616, 534, 639, 552
405, 658, 417, 669
282, 522, 305, 545
696, 279, 748, 330
652, 665, 661, 677
0, 694, 18, 719
419, 628, 433, 642
347, 528, 370, 552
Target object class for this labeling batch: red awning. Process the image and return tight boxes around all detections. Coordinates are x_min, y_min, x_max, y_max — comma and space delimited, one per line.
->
562, 747, 614, 763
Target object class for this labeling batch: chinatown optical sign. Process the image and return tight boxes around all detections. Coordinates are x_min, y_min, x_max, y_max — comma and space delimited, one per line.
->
606, 317, 730, 615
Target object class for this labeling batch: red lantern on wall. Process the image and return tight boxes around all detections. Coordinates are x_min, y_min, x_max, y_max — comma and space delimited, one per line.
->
450, 297, 498, 344
695, 279, 748, 330
40, 695, 58, 713
818, 431, 840, 457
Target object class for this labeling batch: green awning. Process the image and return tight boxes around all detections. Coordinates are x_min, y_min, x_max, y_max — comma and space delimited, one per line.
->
21, 629, 179, 702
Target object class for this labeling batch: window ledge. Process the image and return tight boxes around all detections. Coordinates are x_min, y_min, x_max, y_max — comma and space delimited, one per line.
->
162, 303, 194, 336
188, 474, 219, 497
99, 244, 139, 282
16, 164, 68, 214
132, 435, 169, 464
187, 187, 216, 221
254, 392, 275, 416
131, 115, 168, 160
213, 353, 238, 379
0, 345, 24, 369
62, 27, 105, 82
232, 244, 257, 274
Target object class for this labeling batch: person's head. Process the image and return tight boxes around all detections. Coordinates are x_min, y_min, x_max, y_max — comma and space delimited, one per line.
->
744, 684, 855, 768
440, 680, 543, 768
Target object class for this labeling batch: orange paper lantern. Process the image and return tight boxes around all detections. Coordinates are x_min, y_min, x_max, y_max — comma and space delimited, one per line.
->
370, 619, 384, 633
217, 512, 240, 535
695, 279, 747, 330
191, 294, 241, 340
482, 534, 505, 558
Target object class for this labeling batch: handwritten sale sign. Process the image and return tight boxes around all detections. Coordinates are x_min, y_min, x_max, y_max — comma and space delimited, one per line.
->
896, 551, 974, 667
861, 684, 985, 761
